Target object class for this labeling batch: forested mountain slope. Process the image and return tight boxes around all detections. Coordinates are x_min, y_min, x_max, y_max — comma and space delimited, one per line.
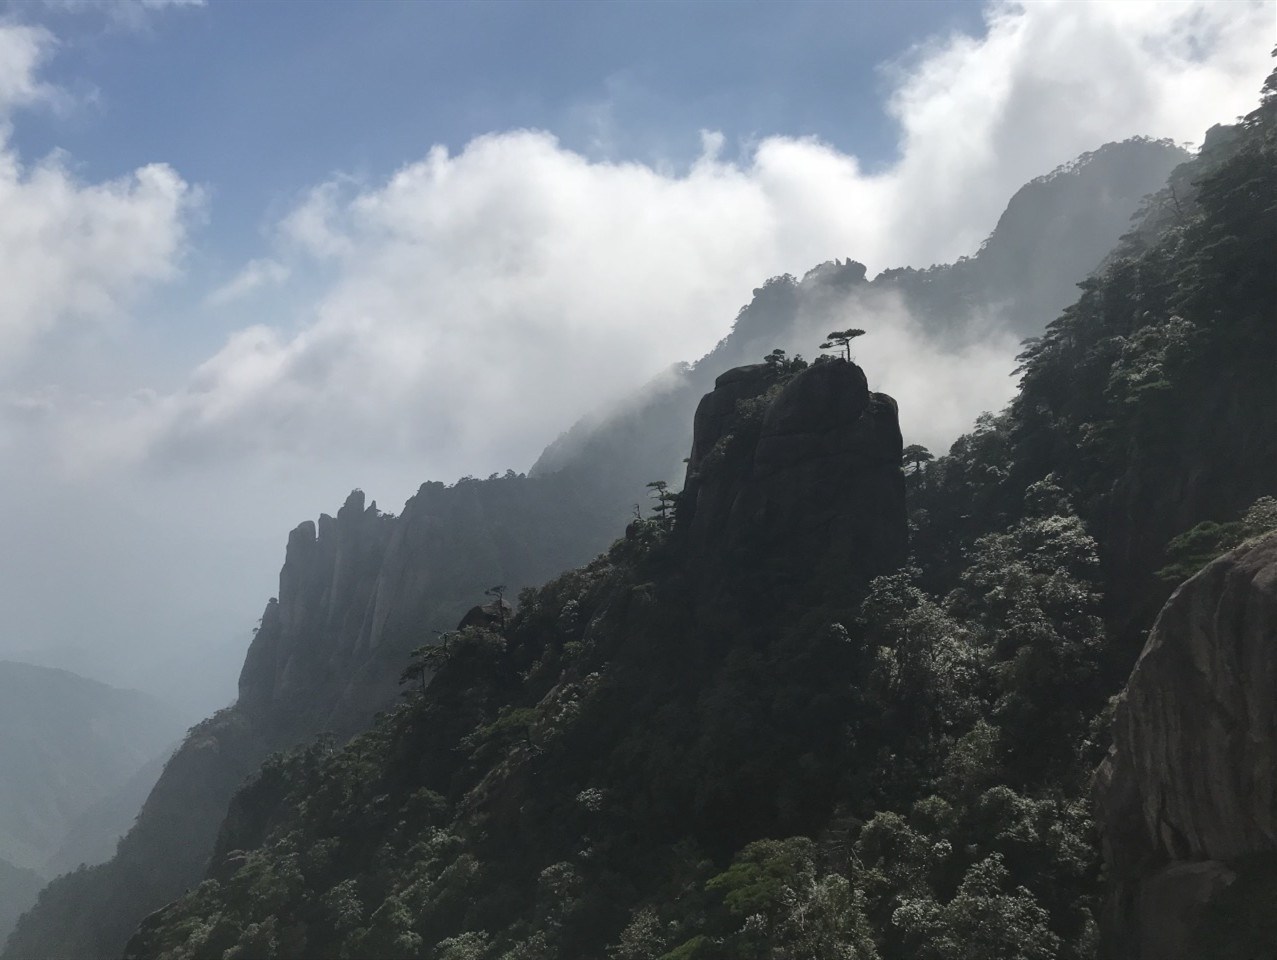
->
907, 69, 1277, 679
2, 478, 621, 960
116, 69, 1276, 960
5, 133, 1183, 960
42, 750, 173, 880
128, 355, 923, 959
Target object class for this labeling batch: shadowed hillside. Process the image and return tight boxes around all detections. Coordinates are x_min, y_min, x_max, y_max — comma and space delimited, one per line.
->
115, 72, 1275, 958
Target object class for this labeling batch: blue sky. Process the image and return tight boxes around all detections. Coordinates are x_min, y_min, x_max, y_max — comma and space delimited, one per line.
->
15, 2, 985, 182
0, 0, 1270, 714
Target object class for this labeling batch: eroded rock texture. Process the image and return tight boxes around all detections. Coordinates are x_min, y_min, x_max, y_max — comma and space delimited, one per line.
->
1095, 530, 1277, 957
679, 358, 906, 594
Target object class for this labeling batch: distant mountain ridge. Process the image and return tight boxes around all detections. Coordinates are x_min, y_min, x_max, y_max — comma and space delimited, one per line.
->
0, 662, 184, 945
0, 661, 183, 874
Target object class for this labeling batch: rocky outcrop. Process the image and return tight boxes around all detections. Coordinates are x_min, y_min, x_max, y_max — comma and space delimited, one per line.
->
532, 139, 1186, 495
238, 490, 395, 735
678, 359, 907, 593
457, 597, 514, 631
1095, 531, 1277, 957
6, 475, 620, 959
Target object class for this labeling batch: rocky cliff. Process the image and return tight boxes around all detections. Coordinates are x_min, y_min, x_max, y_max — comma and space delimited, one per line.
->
1095, 531, 1277, 957
5, 477, 619, 959
123, 355, 914, 960
237, 490, 396, 737
678, 359, 905, 596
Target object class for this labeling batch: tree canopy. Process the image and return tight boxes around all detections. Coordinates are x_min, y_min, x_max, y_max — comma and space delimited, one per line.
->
820, 328, 866, 361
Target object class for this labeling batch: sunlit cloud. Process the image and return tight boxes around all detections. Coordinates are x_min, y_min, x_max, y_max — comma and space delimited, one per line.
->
0, 21, 63, 114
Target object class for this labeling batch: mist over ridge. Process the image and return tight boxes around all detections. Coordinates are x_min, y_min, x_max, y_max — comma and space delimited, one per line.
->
0, 0, 1269, 754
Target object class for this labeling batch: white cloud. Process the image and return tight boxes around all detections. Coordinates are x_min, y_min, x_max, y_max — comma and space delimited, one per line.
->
0, 21, 61, 115
0, 151, 198, 362
880, 0, 1273, 264
0, 24, 199, 370
781, 284, 1023, 455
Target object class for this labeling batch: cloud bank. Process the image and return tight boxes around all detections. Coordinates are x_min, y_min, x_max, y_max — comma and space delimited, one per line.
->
72, 0, 1269, 483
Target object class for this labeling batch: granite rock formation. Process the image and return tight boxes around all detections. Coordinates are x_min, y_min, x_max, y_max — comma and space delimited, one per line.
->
678, 358, 907, 595
1095, 531, 1277, 957
237, 490, 396, 737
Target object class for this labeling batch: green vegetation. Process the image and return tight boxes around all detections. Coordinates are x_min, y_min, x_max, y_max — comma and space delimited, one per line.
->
909, 65, 1276, 678
820, 329, 866, 361
645, 481, 678, 524
24, 68, 1274, 960
124, 429, 1115, 960
1156, 495, 1277, 582
901, 445, 933, 478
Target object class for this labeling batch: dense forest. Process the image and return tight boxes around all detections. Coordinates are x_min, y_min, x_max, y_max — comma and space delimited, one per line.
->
67, 67, 1277, 960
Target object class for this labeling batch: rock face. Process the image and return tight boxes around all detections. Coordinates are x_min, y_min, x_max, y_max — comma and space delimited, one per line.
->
1095, 531, 1277, 957
238, 490, 396, 736
678, 359, 907, 592
5, 475, 619, 960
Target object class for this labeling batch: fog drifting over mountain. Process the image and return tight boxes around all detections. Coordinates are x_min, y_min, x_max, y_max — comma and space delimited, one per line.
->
0, 1, 1270, 714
